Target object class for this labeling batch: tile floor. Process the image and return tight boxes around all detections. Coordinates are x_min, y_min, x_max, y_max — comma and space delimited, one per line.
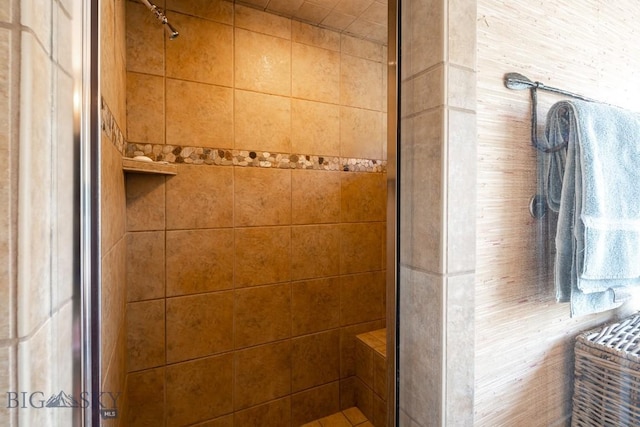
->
302, 406, 373, 427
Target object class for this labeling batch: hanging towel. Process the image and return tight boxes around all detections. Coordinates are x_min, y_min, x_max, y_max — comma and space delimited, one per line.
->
545, 99, 640, 317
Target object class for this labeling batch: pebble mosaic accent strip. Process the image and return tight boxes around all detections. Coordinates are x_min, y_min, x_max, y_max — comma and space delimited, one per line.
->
125, 143, 387, 173
101, 98, 126, 155
102, 96, 385, 173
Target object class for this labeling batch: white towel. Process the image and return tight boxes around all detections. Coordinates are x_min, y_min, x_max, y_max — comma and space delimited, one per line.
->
545, 100, 640, 317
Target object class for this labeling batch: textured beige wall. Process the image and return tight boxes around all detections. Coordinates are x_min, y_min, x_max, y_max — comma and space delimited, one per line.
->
475, 1, 640, 425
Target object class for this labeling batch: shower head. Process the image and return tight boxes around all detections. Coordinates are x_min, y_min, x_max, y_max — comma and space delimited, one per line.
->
139, 0, 179, 40
504, 72, 535, 90
165, 21, 179, 40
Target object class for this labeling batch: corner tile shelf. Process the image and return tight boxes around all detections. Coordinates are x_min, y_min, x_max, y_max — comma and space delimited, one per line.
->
122, 158, 177, 175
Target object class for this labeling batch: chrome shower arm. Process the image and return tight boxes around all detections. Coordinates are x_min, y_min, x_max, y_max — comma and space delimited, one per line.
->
139, 0, 179, 40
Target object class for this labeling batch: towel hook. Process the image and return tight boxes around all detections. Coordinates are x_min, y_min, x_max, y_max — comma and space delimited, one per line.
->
504, 72, 595, 153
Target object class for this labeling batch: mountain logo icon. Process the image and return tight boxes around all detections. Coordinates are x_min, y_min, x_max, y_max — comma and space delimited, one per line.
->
45, 391, 79, 408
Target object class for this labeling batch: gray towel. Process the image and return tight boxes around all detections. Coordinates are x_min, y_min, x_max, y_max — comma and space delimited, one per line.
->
545, 100, 640, 317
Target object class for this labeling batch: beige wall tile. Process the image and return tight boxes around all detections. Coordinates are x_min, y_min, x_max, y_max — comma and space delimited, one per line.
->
291, 382, 340, 426
0, 346, 14, 424
166, 0, 233, 24
234, 226, 291, 288
341, 34, 382, 62
372, 393, 387, 426
166, 229, 234, 296
234, 397, 292, 426
18, 34, 53, 337
341, 172, 386, 223
126, 72, 164, 144
100, 139, 126, 250
340, 107, 382, 159
354, 339, 373, 387
292, 330, 340, 392
125, 173, 165, 232
445, 275, 474, 426
398, 267, 442, 426
292, 277, 340, 336
235, 28, 291, 96
165, 164, 233, 230
52, 72, 75, 310
407, 64, 444, 115
100, 238, 127, 374
101, 0, 117, 121
166, 291, 234, 362
166, 354, 234, 425
0, 0, 9, 22
17, 320, 51, 427
333, 0, 370, 16
406, 0, 443, 76
295, 2, 331, 23
340, 54, 382, 111
235, 4, 291, 39
353, 377, 374, 420
126, 1, 164, 75
372, 351, 386, 398
234, 167, 291, 226
291, 20, 340, 51
340, 222, 383, 274
127, 368, 165, 427
321, 11, 355, 31
448, 0, 476, 68
340, 271, 384, 325
0, 28, 11, 341
267, 0, 305, 15
234, 283, 291, 348
448, 65, 476, 111
409, 109, 443, 274
292, 42, 340, 103
127, 299, 165, 371
291, 99, 340, 156
447, 109, 476, 274
339, 320, 384, 378
21, 0, 52, 52
165, 78, 233, 148
126, 231, 165, 302
361, 1, 386, 25
339, 376, 356, 409
291, 169, 341, 224
234, 340, 292, 410
291, 224, 340, 281
166, 13, 233, 86
53, 3, 73, 74
193, 415, 234, 427
234, 90, 291, 152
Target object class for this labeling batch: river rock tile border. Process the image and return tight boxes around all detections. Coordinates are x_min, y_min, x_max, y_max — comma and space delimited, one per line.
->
103, 97, 385, 173
101, 98, 125, 155
125, 143, 386, 173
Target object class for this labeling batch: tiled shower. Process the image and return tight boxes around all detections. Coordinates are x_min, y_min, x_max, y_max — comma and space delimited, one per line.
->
100, 0, 390, 425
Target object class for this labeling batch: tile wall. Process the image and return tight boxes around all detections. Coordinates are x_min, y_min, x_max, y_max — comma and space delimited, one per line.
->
124, 1, 387, 425
0, 0, 78, 425
101, 0, 128, 424
398, 0, 477, 425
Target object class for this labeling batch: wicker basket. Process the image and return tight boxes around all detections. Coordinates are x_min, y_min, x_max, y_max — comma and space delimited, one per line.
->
572, 313, 640, 427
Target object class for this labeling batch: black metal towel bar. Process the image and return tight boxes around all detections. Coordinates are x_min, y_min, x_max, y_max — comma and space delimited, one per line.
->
503, 72, 596, 153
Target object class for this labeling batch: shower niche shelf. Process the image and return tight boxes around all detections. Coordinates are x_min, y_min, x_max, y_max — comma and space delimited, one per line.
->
122, 158, 177, 175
